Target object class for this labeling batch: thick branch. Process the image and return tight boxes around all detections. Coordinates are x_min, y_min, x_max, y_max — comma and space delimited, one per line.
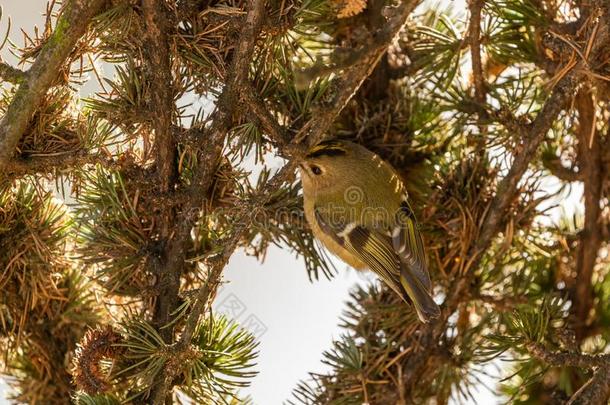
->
142, 0, 181, 355
143, 0, 177, 193
0, 62, 27, 84
572, 88, 602, 339
0, 0, 107, 169
527, 342, 610, 369
568, 366, 610, 405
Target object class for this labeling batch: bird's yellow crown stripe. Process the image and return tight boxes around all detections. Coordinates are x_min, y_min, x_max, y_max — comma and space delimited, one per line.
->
306, 141, 347, 158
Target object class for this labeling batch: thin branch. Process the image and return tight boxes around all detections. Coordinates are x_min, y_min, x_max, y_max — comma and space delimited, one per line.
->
242, 84, 292, 150
296, 10, 413, 85
0, 61, 27, 84
0, 0, 107, 169
468, 0, 486, 103
4, 152, 118, 177
476, 294, 528, 311
467, 0, 488, 150
542, 156, 582, 182
177, 162, 294, 345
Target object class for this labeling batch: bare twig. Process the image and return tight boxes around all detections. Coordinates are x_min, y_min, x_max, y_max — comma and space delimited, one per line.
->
468, 0, 486, 103
0, 62, 27, 84
0, 0, 107, 169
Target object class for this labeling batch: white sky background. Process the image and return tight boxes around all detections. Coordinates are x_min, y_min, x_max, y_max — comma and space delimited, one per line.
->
0, 1, 583, 404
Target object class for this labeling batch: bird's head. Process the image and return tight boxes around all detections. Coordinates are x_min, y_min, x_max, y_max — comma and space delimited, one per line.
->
299, 140, 359, 193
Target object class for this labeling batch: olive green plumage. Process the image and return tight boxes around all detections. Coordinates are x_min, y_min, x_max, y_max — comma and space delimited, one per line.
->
299, 140, 440, 322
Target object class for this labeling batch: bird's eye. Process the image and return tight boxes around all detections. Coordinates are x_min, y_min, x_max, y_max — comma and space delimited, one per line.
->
310, 165, 322, 175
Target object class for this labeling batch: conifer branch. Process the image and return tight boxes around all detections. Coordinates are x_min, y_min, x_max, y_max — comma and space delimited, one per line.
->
0, 61, 27, 84
149, 9, 420, 382
298, 0, 421, 147
474, 13, 609, 261
398, 14, 610, 392
148, 0, 267, 401
0, 0, 107, 169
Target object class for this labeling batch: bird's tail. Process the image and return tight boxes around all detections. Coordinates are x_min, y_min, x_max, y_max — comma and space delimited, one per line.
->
399, 265, 440, 323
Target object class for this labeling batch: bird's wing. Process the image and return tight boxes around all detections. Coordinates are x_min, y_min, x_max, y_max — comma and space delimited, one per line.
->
315, 204, 439, 322
391, 199, 432, 291
314, 207, 404, 295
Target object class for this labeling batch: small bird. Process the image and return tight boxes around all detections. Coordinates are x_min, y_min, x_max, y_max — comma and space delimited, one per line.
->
299, 140, 440, 322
